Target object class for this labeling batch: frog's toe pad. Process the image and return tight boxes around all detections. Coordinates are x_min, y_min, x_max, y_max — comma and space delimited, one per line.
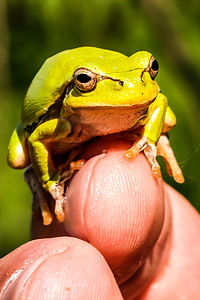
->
173, 171, 185, 184
125, 137, 161, 178
42, 210, 53, 226
55, 198, 65, 223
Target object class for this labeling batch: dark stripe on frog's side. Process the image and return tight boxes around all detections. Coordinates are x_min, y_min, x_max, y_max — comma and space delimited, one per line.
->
24, 74, 124, 134
24, 98, 63, 134
24, 82, 74, 134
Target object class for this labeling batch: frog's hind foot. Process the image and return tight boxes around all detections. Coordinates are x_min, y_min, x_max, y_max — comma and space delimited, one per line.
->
157, 135, 184, 183
24, 166, 53, 226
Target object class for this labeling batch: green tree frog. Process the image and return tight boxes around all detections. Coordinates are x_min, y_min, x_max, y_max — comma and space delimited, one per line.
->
8, 47, 184, 225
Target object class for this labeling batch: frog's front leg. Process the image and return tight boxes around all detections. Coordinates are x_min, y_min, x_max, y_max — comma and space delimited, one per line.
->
28, 118, 71, 223
125, 93, 167, 176
124, 94, 172, 178
125, 93, 184, 183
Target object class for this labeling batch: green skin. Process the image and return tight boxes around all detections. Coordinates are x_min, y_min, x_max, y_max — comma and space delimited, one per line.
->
8, 46, 180, 223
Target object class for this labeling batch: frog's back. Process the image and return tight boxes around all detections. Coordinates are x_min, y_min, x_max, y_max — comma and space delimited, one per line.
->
22, 47, 128, 127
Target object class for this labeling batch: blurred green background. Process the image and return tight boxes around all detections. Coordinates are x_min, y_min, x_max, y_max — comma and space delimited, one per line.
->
0, 0, 199, 257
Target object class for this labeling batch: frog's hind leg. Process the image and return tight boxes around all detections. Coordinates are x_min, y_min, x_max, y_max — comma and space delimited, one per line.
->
24, 166, 53, 225
157, 135, 184, 183
28, 118, 71, 223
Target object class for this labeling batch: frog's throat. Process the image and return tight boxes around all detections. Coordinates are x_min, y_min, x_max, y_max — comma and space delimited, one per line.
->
68, 99, 155, 138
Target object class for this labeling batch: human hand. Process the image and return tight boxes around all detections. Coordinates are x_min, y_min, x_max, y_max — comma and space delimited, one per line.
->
1, 138, 200, 299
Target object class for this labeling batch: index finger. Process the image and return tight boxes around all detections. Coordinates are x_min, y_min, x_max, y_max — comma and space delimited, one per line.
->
32, 138, 166, 283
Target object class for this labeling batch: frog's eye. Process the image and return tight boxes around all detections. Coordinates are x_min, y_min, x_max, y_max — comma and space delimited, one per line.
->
74, 68, 97, 92
149, 57, 159, 79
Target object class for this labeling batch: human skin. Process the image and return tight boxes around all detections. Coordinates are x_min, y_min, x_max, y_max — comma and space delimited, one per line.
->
0, 138, 200, 299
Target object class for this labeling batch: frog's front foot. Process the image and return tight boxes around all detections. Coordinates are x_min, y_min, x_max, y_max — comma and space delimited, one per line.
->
143, 142, 162, 177
124, 136, 162, 178
47, 159, 86, 223
124, 135, 184, 183
25, 168, 66, 224
125, 136, 148, 159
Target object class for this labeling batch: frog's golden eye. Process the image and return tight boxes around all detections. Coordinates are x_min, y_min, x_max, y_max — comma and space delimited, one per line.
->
149, 56, 159, 79
74, 68, 97, 92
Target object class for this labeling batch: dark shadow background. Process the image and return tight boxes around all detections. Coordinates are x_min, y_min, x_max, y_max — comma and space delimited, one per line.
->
0, 0, 199, 257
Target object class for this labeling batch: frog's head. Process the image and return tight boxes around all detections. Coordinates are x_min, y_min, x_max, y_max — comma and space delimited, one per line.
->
22, 47, 160, 126
62, 48, 160, 111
